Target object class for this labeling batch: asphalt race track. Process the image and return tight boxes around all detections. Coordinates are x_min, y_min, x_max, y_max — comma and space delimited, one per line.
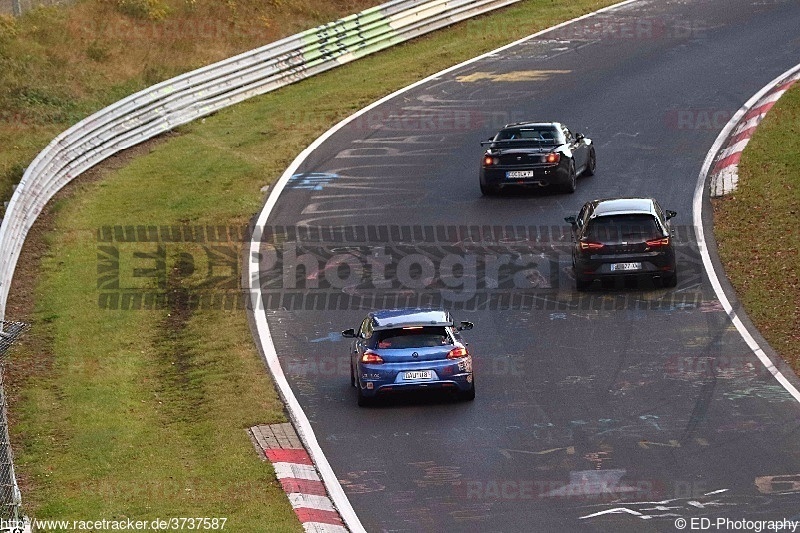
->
256, 1, 800, 530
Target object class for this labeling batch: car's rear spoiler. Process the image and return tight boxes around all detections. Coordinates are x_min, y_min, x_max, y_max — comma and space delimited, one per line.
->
373, 320, 474, 331
480, 139, 556, 146
373, 322, 452, 330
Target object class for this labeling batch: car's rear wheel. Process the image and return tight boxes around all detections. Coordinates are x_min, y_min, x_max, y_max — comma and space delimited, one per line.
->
563, 163, 577, 193
480, 182, 498, 196
576, 277, 591, 291
460, 380, 475, 401
584, 149, 596, 176
357, 384, 373, 407
662, 273, 678, 288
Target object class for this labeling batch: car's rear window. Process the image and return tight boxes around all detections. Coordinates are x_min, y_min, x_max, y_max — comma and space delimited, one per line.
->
371, 326, 452, 349
586, 214, 663, 243
495, 127, 559, 143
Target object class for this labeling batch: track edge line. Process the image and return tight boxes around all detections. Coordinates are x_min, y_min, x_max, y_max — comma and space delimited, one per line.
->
247, 1, 641, 530
693, 61, 800, 405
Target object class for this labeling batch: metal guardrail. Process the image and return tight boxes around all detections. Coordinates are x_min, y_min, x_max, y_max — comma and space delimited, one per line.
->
0, 0, 522, 520
0, 0, 523, 323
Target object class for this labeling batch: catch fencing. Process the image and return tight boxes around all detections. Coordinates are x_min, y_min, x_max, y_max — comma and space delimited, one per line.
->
0, 322, 28, 523
0, 0, 522, 521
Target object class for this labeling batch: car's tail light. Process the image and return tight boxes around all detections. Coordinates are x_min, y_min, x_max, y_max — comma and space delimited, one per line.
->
579, 241, 604, 251
646, 237, 671, 247
361, 350, 384, 364
447, 347, 468, 359
545, 153, 560, 164
483, 155, 499, 166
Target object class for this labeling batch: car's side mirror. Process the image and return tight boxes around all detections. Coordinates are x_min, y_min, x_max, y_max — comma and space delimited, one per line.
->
342, 328, 357, 338
665, 210, 677, 220
457, 321, 474, 331
564, 215, 577, 226
575, 133, 585, 142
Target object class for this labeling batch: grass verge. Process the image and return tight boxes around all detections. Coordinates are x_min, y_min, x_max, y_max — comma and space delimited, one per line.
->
7, 142, 302, 530
0, 0, 380, 218
713, 83, 800, 372
6, 0, 621, 527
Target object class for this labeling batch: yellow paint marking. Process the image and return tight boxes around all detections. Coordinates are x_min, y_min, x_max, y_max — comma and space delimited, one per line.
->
533, 448, 565, 455
755, 474, 800, 494
528, 446, 576, 455
502, 446, 576, 456
456, 70, 572, 83
638, 440, 681, 449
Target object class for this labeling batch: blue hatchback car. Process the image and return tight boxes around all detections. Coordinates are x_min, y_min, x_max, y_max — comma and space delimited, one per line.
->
343, 309, 475, 406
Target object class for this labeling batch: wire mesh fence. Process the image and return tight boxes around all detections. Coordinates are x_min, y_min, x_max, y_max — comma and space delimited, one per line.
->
0, 321, 29, 523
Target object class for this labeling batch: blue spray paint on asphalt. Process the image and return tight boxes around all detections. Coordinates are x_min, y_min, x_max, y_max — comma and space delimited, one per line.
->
287, 172, 340, 190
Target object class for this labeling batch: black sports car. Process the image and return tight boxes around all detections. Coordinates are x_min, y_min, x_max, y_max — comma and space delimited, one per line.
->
565, 197, 678, 290
479, 122, 595, 195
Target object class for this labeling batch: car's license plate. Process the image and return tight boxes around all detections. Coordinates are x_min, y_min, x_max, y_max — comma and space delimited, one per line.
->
506, 170, 535, 179
611, 262, 642, 271
404, 371, 433, 380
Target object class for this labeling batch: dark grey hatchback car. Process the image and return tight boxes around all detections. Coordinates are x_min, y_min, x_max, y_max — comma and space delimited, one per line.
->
565, 197, 677, 290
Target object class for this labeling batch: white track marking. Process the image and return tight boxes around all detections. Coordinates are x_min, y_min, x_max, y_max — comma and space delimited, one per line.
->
273, 463, 321, 481
693, 62, 800, 405
247, 2, 651, 531
288, 493, 337, 512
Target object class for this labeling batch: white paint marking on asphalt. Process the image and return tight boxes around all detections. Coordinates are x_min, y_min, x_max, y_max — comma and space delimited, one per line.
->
579, 508, 644, 519
247, 2, 644, 531
693, 61, 800, 406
